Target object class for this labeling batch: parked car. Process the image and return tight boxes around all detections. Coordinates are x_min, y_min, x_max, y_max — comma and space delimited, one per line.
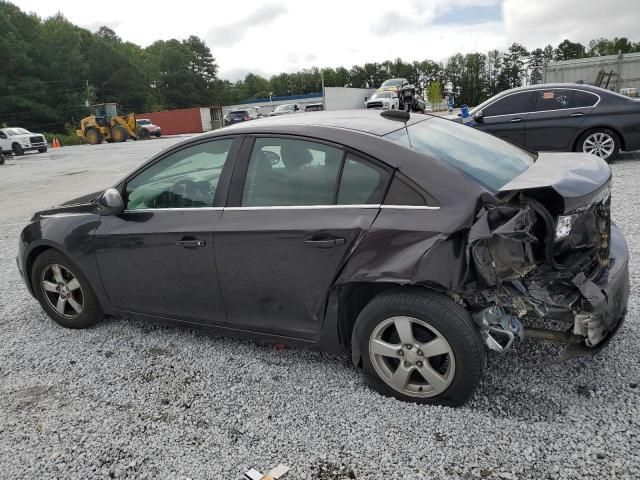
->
224, 108, 261, 126
18, 110, 628, 406
136, 119, 162, 138
365, 91, 400, 110
305, 103, 324, 112
268, 103, 301, 116
457, 83, 640, 162
0, 127, 47, 155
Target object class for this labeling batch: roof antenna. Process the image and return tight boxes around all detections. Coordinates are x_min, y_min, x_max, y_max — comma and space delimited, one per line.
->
380, 110, 412, 148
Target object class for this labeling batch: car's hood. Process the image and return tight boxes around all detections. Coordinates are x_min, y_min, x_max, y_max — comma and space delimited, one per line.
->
33, 191, 102, 219
499, 152, 611, 213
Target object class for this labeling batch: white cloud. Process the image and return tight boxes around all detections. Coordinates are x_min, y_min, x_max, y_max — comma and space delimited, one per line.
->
11, 0, 640, 82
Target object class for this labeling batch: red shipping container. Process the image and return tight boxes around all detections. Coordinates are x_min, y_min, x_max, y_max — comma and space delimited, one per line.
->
136, 107, 207, 136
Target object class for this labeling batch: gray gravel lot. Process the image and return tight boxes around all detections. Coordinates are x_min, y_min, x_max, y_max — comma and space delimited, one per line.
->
1, 140, 639, 479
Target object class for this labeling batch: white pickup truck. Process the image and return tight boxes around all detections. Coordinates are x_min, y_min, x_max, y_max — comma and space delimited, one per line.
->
0, 127, 48, 155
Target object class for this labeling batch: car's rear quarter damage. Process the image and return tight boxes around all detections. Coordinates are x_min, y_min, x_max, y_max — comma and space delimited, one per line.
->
344, 149, 629, 365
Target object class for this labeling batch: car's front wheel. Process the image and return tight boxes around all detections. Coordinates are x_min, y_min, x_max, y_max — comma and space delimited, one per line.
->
352, 289, 485, 406
38, 147, 47, 153
578, 128, 620, 163
31, 250, 103, 329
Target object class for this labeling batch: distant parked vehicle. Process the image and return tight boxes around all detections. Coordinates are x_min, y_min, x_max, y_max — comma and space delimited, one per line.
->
377, 78, 426, 112
224, 108, 261, 126
365, 91, 400, 110
305, 103, 324, 112
456, 83, 640, 162
268, 104, 301, 116
136, 119, 162, 138
0, 127, 47, 155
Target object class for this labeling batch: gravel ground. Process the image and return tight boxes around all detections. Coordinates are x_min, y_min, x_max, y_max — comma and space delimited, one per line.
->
0, 141, 639, 479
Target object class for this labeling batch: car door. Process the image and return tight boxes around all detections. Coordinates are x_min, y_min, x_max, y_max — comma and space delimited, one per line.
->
0, 130, 8, 152
525, 88, 597, 151
93, 136, 241, 323
214, 136, 390, 341
472, 92, 534, 146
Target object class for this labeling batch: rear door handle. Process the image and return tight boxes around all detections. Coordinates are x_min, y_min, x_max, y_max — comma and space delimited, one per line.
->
176, 239, 206, 248
570, 112, 585, 117
305, 237, 346, 248
510, 118, 523, 123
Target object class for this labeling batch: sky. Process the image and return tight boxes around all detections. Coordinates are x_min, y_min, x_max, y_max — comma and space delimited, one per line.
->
13, 0, 640, 81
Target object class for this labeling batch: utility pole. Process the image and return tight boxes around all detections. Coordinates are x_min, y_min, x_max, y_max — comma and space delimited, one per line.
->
321, 69, 326, 110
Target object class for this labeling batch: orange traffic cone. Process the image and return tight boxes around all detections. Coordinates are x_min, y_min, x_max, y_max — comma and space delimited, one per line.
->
52, 138, 60, 148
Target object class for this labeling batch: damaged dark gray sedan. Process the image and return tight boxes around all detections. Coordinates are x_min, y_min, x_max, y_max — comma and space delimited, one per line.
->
18, 110, 629, 406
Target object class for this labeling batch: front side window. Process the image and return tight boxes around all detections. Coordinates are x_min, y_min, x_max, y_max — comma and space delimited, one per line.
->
384, 118, 534, 191
126, 139, 233, 210
242, 138, 343, 206
483, 92, 533, 117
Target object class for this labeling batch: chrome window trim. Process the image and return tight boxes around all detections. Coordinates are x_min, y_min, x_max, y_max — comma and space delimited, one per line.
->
481, 88, 601, 120
122, 205, 441, 213
124, 207, 224, 213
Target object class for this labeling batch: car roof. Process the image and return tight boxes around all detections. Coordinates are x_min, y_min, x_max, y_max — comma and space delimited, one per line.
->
216, 109, 425, 136
495, 83, 616, 96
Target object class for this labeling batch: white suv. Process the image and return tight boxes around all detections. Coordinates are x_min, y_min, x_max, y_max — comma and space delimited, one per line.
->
0, 127, 48, 155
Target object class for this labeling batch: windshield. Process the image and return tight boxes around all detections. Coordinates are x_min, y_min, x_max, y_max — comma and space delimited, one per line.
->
382, 79, 403, 87
230, 110, 248, 116
5, 128, 30, 135
384, 118, 535, 191
275, 104, 295, 112
137, 119, 151, 125
371, 92, 393, 99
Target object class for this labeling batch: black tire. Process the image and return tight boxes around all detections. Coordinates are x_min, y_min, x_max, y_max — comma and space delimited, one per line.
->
111, 125, 128, 143
12, 143, 24, 156
38, 147, 47, 153
352, 288, 485, 407
577, 128, 620, 163
86, 128, 103, 145
31, 250, 103, 329
154, 131, 161, 138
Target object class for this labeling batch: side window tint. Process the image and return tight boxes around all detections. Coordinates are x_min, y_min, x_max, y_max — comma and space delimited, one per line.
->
125, 139, 233, 210
337, 155, 388, 205
534, 89, 573, 111
242, 138, 343, 206
573, 90, 598, 108
384, 174, 434, 206
484, 92, 532, 116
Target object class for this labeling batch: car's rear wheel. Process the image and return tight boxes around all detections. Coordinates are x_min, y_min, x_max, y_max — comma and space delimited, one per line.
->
12, 143, 24, 156
352, 289, 485, 406
31, 250, 103, 329
578, 128, 620, 163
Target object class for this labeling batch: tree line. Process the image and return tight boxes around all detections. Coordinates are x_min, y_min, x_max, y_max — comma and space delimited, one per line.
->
1, 1, 639, 133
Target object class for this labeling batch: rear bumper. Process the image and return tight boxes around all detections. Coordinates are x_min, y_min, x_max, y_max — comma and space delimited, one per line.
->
570, 223, 629, 346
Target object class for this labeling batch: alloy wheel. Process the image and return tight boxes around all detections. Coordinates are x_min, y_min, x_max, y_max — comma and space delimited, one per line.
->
583, 132, 615, 159
369, 316, 456, 398
40, 264, 84, 319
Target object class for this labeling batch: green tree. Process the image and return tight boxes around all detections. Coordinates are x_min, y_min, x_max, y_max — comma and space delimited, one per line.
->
554, 39, 585, 60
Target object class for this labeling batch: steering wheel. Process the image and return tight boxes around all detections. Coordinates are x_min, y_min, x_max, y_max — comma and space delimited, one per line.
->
169, 179, 202, 207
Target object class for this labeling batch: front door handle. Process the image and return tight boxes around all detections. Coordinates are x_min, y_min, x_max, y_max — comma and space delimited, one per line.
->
570, 112, 585, 117
305, 237, 346, 249
510, 117, 523, 123
176, 239, 206, 248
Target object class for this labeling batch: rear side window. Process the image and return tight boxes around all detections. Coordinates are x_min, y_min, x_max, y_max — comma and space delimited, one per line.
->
483, 92, 533, 116
242, 138, 343, 206
534, 89, 574, 111
337, 155, 388, 205
573, 90, 599, 108
384, 174, 434, 206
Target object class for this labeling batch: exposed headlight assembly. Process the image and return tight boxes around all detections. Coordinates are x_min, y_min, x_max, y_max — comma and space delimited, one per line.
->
555, 214, 577, 241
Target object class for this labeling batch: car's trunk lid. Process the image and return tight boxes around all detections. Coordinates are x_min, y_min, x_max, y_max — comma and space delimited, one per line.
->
499, 152, 611, 213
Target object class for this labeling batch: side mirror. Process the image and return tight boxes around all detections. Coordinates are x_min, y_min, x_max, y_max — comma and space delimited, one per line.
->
97, 188, 124, 216
474, 110, 484, 122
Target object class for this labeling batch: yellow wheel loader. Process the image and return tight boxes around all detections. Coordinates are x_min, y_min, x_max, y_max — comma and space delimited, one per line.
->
76, 103, 140, 145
